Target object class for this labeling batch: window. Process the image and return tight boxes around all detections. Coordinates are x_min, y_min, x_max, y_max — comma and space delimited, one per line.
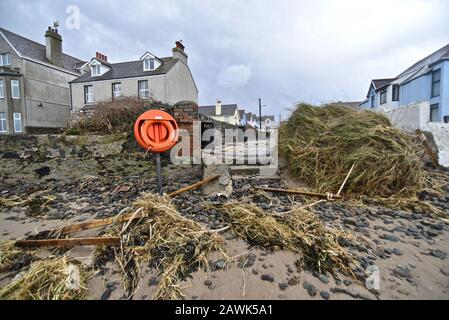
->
11, 80, 19, 99
91, 65, 101, 76
380, 88, 387, 105
0, 53, 11, 66
112, 83, 121, 99
13, 113, 22, 133
392, 85, 399, 102
0, 112, 6, 133
371, 93, 375, 108
431, 69, 441, 98
143, 58, 155, 71
430, 104, 440, 122
138, 80, 149, 99
84, 85, 94, 103
0, 80, 4, 98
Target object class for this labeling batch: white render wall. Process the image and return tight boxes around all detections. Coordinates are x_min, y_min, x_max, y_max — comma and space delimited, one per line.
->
70, 74, 167, 113
380, 101, 449, 168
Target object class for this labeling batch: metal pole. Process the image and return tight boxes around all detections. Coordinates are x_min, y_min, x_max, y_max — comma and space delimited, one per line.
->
155, 153, 163, 195
259, 98, 262, 134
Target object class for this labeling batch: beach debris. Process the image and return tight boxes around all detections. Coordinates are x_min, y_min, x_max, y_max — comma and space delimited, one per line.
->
0, 256, 90, 300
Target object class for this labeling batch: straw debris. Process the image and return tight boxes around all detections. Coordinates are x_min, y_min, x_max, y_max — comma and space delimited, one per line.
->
0, 241, 37, 273
279, 104, 425, 197
95, 193, 229, 300
215, 202, 355, 276
0, 256, 91, 300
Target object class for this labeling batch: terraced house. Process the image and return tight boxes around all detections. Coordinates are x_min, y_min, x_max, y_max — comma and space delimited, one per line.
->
0, 26, 84, 134
69, 41, 198, 113
360, 43, 449, 126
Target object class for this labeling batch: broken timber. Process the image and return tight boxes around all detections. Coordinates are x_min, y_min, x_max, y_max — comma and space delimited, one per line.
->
15, 237, 120, 248
52, 175, 220, 235
167, 175, 219, 198
256, 187, 342, 200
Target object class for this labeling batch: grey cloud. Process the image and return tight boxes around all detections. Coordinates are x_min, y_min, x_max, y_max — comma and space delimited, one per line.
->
1, 0, 448, 118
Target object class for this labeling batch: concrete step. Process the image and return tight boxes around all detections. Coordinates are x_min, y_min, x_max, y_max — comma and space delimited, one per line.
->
230, 165, 278, 176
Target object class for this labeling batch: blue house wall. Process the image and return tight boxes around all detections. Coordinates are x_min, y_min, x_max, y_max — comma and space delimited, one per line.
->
361, 60, 449, 122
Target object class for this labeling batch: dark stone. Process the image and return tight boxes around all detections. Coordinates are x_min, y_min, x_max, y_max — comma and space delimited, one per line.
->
318, 274, 329, 284
429, 249, 447, 260
214, 259, 226, 270
261, 274, 274, 282
288, 278, 298, 286
2, 151, 20, 159
343, 280, 352, 286
440, 266, 449, 276
303, 282, 317, 297
381, 234, 400, 242
392, 248, 403, 256
100, 289, 111, 300
148, 277, 159, 287
278, 282, 288, 291
34, 166, 51, 178
204, 280, 213, 286
320, 291, 330, 300
393, 266, 413, 279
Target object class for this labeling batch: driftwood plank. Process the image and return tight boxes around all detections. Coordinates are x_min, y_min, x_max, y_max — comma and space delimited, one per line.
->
15, 237, 120, 248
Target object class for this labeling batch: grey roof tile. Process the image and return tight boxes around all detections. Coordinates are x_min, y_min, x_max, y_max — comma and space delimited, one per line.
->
70, 57, 177, 83
0, 27, 84, 74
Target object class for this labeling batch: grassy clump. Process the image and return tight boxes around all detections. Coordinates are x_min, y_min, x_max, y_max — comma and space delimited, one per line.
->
0, 256, 90, 300
279, 103, 425, 197
96, 193, 228, 300
216, 202, 355, 276
66, 97, 172, 135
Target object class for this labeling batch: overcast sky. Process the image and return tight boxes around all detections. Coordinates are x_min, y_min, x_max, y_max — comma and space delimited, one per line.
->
1, 0, 448, 119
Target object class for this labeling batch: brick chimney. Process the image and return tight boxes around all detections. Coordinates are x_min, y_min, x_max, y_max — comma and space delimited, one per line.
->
172, 40, 188, 65
45, 26, 63, 67
215, 99, 222, 116
95, 52, 108, 63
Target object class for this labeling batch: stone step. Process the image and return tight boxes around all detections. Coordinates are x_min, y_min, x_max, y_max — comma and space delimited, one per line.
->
230, 165, 278, 176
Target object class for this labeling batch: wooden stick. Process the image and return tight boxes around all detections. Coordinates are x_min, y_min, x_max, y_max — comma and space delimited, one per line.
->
337, 163, 355, 197
15, 237, 121, 248
168, 175, 220, 198
256, 187, 342, 200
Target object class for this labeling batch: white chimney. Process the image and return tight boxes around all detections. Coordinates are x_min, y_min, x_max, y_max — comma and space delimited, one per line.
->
215, 99, 222, 116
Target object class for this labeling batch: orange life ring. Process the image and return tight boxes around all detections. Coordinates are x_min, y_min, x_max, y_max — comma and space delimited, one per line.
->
134, 110, 179, 153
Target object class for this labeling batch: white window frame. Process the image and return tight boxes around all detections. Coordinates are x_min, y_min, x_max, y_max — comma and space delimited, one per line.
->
0, 112, 6, 133
11, 80, 19, 99
0, 53, 11, 66
143, 58, 155, 71
84, 85, 94, 104
138, 80, 149, 99
112, 82, 122, 98
0, 79, 4, 99
13, 112, 22, 133
91, 65, 101, 76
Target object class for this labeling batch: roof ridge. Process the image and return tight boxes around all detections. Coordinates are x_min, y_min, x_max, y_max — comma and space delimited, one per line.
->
0, 26, 84, 63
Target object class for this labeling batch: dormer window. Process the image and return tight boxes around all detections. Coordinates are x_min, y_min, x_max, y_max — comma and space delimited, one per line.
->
91, 65, 101, 76
143, 58, 155, 71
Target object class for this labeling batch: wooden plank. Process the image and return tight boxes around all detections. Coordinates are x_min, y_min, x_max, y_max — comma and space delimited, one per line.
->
15, 237, 121, 248
256, 187, 342, 200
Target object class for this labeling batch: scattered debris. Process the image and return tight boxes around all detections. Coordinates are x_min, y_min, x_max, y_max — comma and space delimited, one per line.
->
111, 184, 132, 195
214, 202, 357, 276
256, 187, 342, 200
0, 257, 91, 300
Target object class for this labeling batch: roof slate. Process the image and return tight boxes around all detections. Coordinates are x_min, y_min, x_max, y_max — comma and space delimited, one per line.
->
0, 27, 84, 74
70, 57, 178, 83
